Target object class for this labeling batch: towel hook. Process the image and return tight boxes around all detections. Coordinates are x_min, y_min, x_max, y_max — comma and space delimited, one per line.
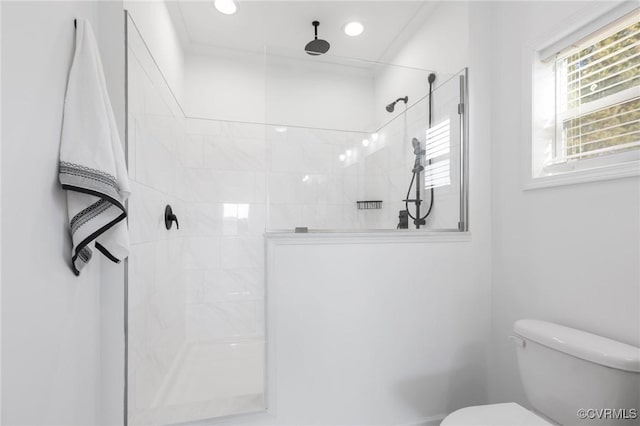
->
74, 19, 77, 29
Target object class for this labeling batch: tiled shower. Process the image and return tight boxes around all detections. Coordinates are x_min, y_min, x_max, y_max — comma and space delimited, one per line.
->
127, 16, 266, 423
126, 12, 467, 425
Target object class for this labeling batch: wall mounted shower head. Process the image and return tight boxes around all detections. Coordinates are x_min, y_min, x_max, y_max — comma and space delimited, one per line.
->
385, 96, 409, 113
305, 21, 330, 56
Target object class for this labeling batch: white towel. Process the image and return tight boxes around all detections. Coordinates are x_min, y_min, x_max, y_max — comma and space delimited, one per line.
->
59, 19, 130, 276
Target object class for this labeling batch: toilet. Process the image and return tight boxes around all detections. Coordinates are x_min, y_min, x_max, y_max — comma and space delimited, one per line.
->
442, 319, 640, 426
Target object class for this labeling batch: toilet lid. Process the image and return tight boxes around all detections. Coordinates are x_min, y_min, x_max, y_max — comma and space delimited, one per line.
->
441, 403, 553, 426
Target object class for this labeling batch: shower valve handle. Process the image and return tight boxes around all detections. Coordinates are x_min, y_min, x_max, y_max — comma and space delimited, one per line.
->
164, 205, 179, 230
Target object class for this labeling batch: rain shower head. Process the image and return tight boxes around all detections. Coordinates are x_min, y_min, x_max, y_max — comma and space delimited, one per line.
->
385, 96, 409, 113
305, 21, 330, 56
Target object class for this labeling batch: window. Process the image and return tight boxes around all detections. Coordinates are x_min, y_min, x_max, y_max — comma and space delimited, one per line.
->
530, 7, 640, 186
555, 13, 639, 162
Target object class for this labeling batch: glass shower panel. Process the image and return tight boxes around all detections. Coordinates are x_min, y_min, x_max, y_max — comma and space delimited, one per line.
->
125, 15, 265, 426
264, 46, 467, 231
375, 71, 465, 231
266, 125, 369, 230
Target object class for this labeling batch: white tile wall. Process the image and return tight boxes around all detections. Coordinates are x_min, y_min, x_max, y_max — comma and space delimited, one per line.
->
262, 99, 463, 231
183, 118, 267, 348
265, 126, 372, 230
127, 22, 266, 425
183, 237, 222, 270
128, 31, 189, 423
202, 135, 266, 171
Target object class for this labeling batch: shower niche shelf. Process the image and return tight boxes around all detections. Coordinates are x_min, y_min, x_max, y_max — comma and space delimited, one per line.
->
357, 200, 383, 210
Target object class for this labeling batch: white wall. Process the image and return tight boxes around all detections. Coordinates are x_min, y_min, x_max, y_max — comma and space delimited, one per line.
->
1, 2, 125, 424
183, 47, 375, 132
0, 1, 3, 418
264, 54, 375, 131
96, 3, 127, 425
373, 1, 469, 127
260, 237, 490, 425
184, 49, 265, 123
125, 0, 185, 105
487, 0, 640, 405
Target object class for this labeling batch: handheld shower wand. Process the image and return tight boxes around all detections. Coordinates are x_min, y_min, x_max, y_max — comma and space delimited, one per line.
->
411, 138, 425, 173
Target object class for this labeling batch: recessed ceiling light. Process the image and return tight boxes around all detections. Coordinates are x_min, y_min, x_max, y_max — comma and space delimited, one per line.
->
274, 126, 287, 133
362, 138, 370, 147
214, 0, 238, 15
344, 21, 364, 37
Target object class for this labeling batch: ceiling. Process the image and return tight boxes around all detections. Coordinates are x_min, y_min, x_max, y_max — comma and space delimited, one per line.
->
167, 1, 435, 61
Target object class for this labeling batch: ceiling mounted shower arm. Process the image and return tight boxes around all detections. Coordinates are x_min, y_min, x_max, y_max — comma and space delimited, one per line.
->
305, 20, 330, 56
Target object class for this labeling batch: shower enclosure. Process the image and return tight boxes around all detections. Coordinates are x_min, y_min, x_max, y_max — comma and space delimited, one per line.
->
263, 47, 468, 232
125, 13, 469, 426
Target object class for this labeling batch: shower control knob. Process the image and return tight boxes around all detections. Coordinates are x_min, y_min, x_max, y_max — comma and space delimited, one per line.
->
164, 205, 179, 230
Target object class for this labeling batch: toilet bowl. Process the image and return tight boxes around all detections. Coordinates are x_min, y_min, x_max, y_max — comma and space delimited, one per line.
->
441, 402, 552, 426
440, 320, 640, 426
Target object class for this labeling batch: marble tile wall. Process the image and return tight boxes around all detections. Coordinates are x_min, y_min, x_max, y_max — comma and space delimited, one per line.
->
183, 118, 266, 344
262, 115, 458, 231
127, 30, 188, 424
266, 126, 373, 230
262, 79, 462, 232
127, 20, 266, 425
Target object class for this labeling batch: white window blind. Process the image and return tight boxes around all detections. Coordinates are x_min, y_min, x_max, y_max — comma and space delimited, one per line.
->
553, 11, 639, 163
424, 118, 451, 190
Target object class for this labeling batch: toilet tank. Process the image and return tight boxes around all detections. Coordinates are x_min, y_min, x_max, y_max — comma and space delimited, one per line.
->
513, 320, 640, 426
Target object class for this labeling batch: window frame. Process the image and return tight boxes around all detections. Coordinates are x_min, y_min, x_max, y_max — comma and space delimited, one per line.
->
524, 1, 640, 190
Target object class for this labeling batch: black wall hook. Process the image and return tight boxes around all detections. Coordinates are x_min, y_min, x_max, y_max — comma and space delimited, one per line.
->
74, 19, 77, 29
164, 205, 179, 230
